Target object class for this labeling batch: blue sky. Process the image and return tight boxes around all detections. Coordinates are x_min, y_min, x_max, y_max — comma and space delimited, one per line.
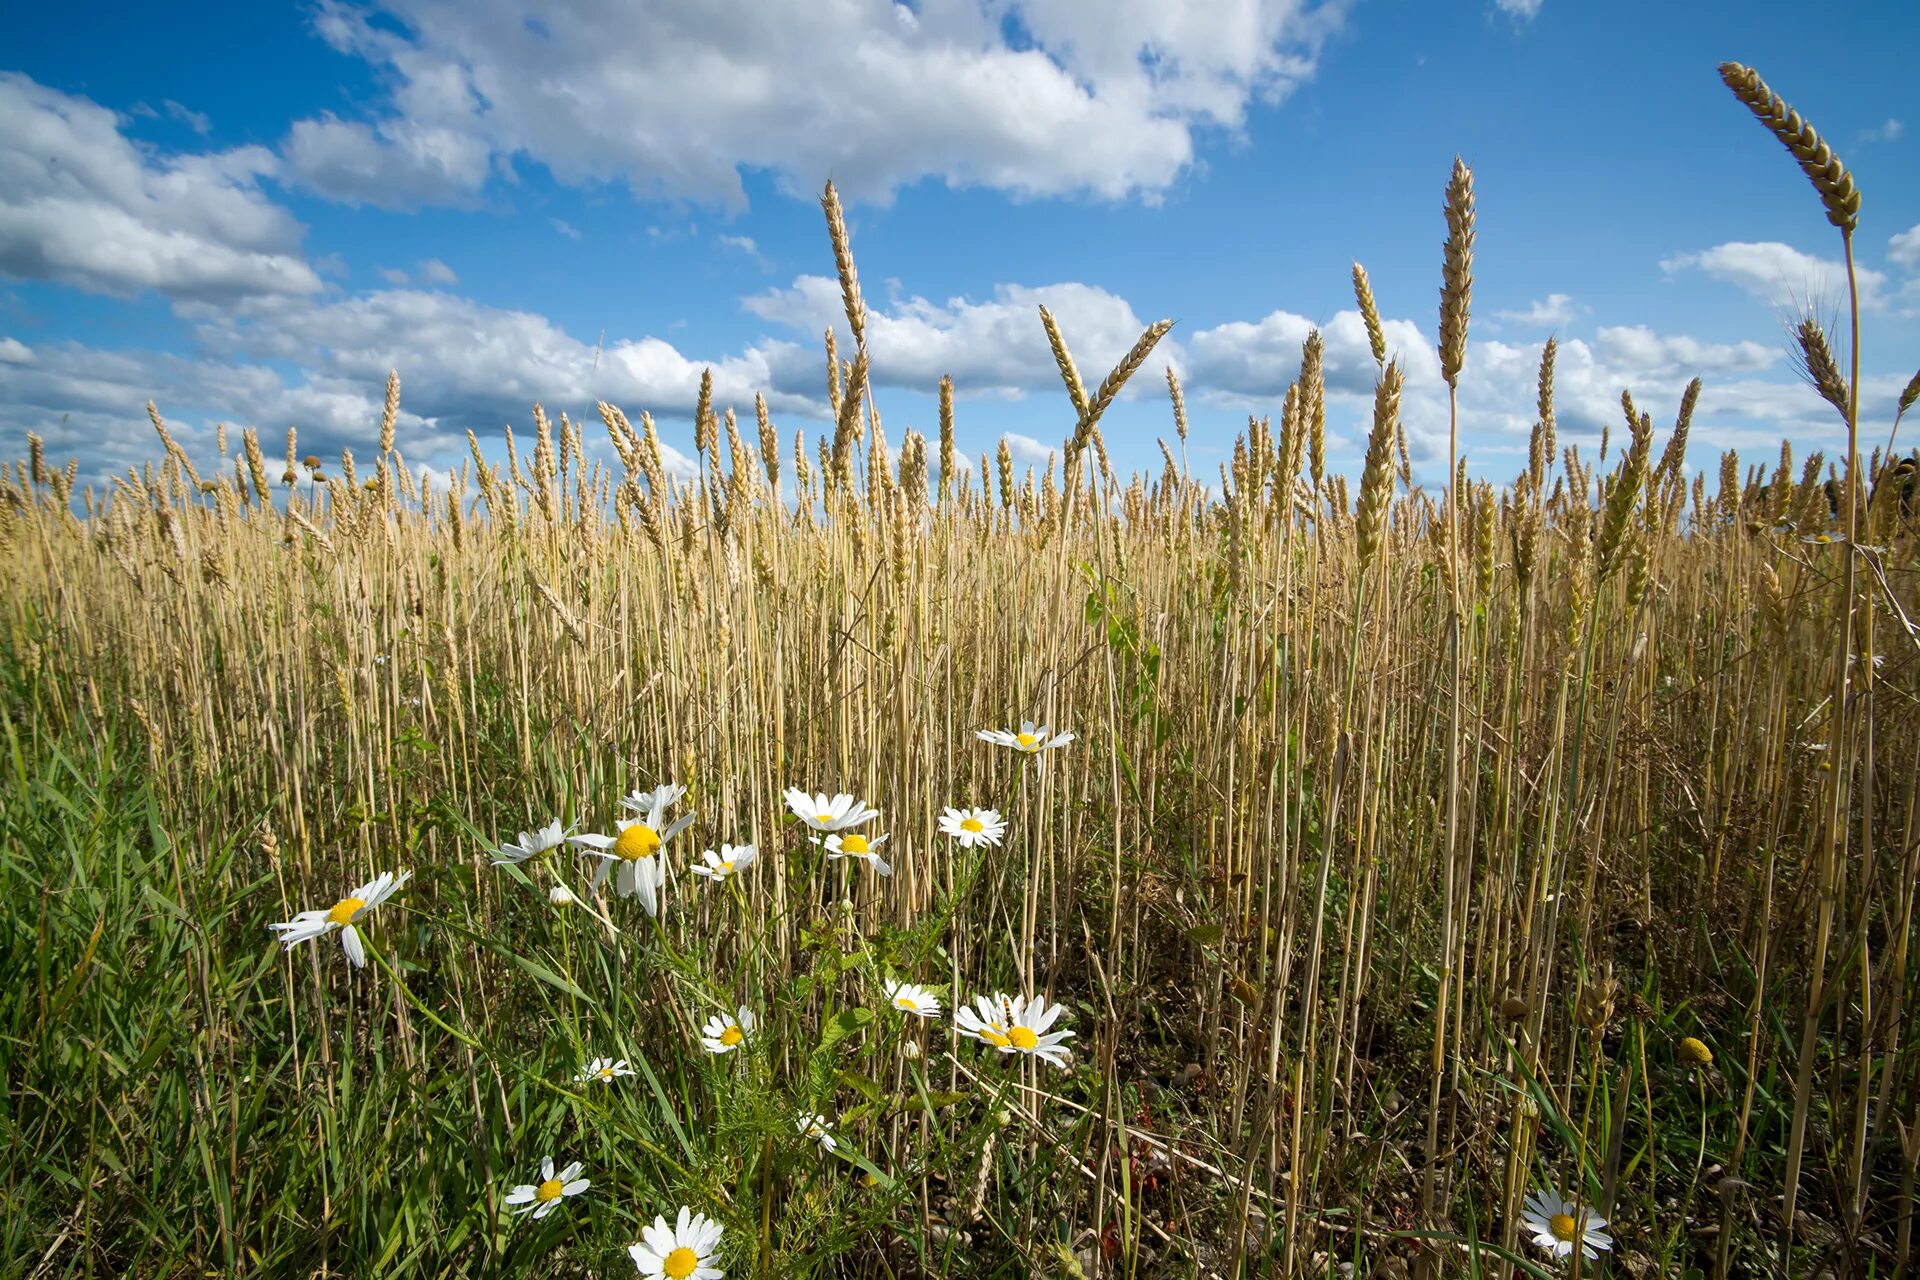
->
3, 0, 1917, 494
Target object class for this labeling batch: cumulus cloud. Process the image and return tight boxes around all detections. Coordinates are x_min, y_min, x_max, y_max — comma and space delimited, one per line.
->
279, 0, 1349, 210
0, 73, 322, 301
1662, 241, 1890, 312
184, 288, 824, 438
2, 286, 823, 488
1890, 223, 1920, 272
746, 274, 1175, 406
1589, 326, 1775, 377
1187, 307, 1441, 400
281, 113, 492, 210
1495, 293, 1580, 327
1000, 432, 1052, 466
1181, 297, 1842, 479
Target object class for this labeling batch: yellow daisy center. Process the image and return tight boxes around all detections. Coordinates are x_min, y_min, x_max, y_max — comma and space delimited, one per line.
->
663, 1246, 700, 1278
817, 811, 835, 824
1549, 1213, 1577, 1242
598, 1068, 614, 1080
960, 817, 984, 833
535, 1178, 564, 1202
896, 994, 918, 1011
720, 1024, 744, 1047
613, 823, 661, 860
718, 860, 734, 873
326, 896, 366, 926
1015, 732, 1039, 749
1007, 1026, 1040, 1050
838, 834, 869, 855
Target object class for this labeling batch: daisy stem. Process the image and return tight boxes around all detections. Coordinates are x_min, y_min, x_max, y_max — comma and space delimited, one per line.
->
368, 938, 696, 1178
368, 944, 482, 1050
759, 1131, 774, 1271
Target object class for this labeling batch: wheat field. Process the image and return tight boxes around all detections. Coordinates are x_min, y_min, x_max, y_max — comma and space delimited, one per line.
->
2, 62, 1917, 1280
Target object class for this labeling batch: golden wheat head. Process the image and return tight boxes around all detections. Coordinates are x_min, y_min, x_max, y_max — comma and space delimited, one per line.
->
1718, 62, 1859, 233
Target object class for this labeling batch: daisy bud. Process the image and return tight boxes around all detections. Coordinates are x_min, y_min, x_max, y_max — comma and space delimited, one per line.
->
1678, 1036, 1713, 1067
549, 884, 580, 906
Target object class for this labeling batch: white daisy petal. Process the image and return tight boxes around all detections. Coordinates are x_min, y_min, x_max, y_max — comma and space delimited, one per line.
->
268, 870, 409, 967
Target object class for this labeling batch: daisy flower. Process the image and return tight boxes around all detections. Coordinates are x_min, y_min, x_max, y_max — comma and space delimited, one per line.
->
622, 782, 687, 816
629, 1206, 724, 1279
268, 870, 411, 969
953, 992, 1075, 1069
575, 1056, 635, 1084
504, 1157, 590, 1219
783, 789, 880, 834
700, 1006, 756, 1054
937, 806, 1006, 849
1520, 1188, 1612, 1262
975, 720, 1074, 760
494, 819, 572, 867
690, 844, 757, 883
571, 787, 693, 916
549, 884, 581, 906
795, 1112, 838, 1153
883, 979, 942, 1018
825, 831, 892, 876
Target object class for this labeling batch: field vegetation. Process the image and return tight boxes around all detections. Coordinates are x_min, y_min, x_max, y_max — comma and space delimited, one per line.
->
2, 61, 1917, 1279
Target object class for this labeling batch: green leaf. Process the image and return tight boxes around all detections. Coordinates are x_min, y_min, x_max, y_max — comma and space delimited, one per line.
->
817, 1006, 874, 1054
837, 1070, 888, 1103
504, 950, 589, 1000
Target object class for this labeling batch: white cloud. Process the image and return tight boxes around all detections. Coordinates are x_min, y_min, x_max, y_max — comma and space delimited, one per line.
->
282, 112, 493, 209
1890, 223, 1920, 273
1662, 241, 1889, 312
1590, 326, 1776, 377
416, 462, 457, 494
1858, 118, 1904, 145
550, 218, 581, 240
1187, 307, 1441, 400
718, 234, 771, 271
184, 289, 823, 436
747, 274, 1174, 406
378, 266, 410, 285
1496, 293, 1580, 327
163, 100, 212, 135
416, 257, 459, 285
1, 287, 820, 489
279, 0, 1350, 210
1493, 0, 1543, 18
1001, 432, 1052, 466
0, 73, 322, 301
